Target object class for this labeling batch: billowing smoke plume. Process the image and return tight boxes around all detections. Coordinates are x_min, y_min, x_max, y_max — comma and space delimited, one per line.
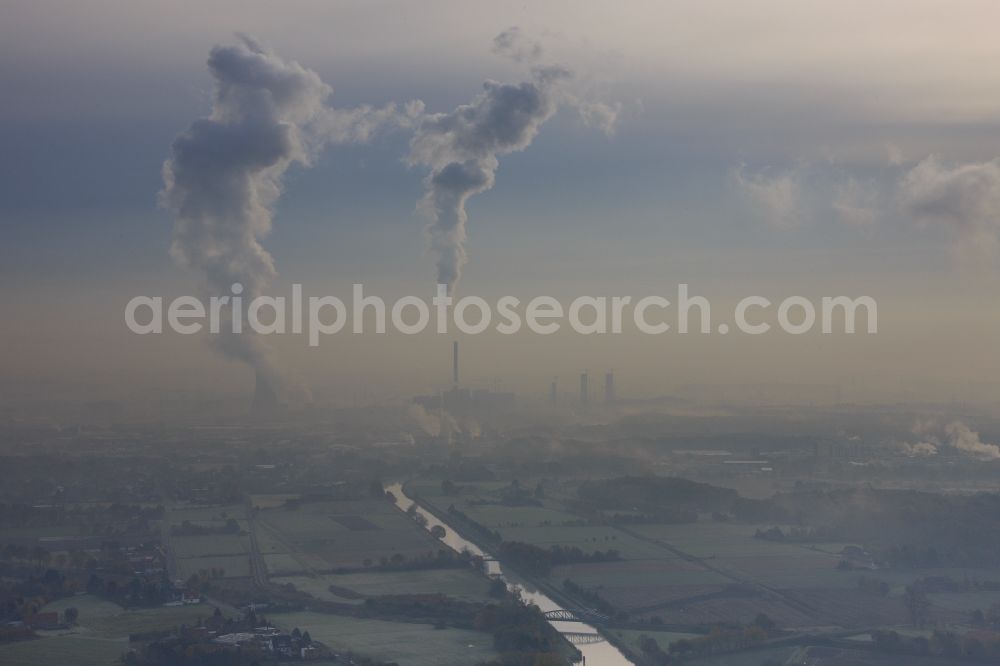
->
944, 421, 1000, 460
897, 440, 939, 457
895, 419, 940, 456
899, 157, 1000, 269
161, 35, 414, 407
406, 404, 480, 439
408, 27, 618, 292
893, 419, 1000, 460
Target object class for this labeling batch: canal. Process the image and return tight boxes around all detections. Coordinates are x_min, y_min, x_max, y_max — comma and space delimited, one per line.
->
387, 483, 635, 665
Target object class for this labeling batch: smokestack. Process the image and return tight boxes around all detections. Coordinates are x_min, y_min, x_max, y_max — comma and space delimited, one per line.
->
453, 340, 459, 386
252, 369, 278, 415
605, 370, 615, 404
580, 371, 589, 405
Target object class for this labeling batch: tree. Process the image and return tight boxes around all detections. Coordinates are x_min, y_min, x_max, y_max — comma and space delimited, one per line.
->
489, 577, 507, 599
30, 545, 50, 569
301, 630, 311, 644
64, 607, 79, 624
904, 585, 930, 627
430, 525, 446, 539
754, 612, 776, 633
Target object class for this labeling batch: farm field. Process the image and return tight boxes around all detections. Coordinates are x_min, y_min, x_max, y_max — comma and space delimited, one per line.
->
168, 504, 244, 523
684, 645, 800, 666
927, 590, 1000, 613
608, 628, 701, 655
165, 502, 252, 580
170, 533, 249, 558
272, 567, 495, 603
256, 498, 445, 570
407, 478, 986, 632
2, 594, 223, 666
41, 594, 215, 638
176, 553, 251, 579
496, 525, 668, 560
0, 635, 124, 666
269, 611, 499, 666
627, 523, 852, 589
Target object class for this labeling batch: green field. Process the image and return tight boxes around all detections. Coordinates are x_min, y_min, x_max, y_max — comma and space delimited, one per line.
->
928, 590, 1000, 612
40, 595, 216, 639
176, 554, 251, 579
257, 498, 445, 570
165, 502, 253, 579
3, 594, 225, 666
170, 534, 249, 558
264, 551, 308, 575
0, 636, 124, 666
269, 611, 499, 666
167, 504, 244, 523
273, 567, 494, 603
497, 524, 668, 559
609, 628, 701, 654
629, 523, 849, 589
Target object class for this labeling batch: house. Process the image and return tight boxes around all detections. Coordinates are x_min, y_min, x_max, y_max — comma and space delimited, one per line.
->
27, 612, 63, 630
269, 634, 294, 656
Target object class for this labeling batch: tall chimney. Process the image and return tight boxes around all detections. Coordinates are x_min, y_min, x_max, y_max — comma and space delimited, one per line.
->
452, 340, 459, 386
251, 369, 277, 416
605, 370, 615, 404
550, 377, 558, 404
580, 371, 589, 405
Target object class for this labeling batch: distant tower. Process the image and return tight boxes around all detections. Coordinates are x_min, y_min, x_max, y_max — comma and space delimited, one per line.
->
452, 340, 459, 386
251, 369, 278, 417
580, 371, 589, 405
605, 370, 615, 404
550, 377, 558, 404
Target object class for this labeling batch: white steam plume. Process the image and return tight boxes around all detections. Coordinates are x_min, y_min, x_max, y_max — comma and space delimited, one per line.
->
894, 419, 1000, 460
899, 156, 1000, 270
408, 27, 618, 293
944, 421, 1000, 460
161, 35, 412, 403
897, 440, 939, 457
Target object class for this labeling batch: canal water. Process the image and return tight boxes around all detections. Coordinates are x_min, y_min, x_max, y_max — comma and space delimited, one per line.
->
387, 483, 635, 665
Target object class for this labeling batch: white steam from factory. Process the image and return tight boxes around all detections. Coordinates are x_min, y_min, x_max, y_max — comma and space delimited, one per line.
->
160, 30, 616, 410
408, 27, 619, 293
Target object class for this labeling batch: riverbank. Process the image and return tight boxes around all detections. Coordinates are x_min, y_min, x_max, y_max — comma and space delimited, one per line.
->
394, 480, 640, 666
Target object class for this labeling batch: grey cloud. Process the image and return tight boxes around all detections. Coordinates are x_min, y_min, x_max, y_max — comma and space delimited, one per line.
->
832, 176, 880, 226
732, 165, 802, 229
493, 26, 543, 63
161, 35, 412, 404
899, 156, 1000, 269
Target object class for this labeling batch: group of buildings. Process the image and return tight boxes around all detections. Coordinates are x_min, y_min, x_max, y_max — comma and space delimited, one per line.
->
414, 341, 619, 413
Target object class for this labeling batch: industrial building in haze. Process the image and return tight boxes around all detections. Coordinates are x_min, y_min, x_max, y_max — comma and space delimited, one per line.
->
413, 341, 515, 414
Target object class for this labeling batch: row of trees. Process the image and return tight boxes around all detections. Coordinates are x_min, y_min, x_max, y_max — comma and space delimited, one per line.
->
496, 541, 621, 577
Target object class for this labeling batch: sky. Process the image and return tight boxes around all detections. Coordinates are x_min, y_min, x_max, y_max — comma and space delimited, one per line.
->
3, 0, 1000, 413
